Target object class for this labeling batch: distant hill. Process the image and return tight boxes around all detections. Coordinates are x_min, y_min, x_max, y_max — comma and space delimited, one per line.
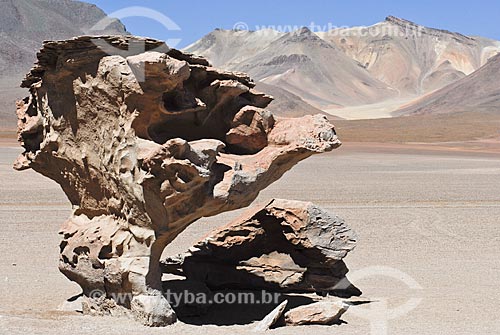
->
185, 27, 397, 111
395, 53, 500, 116
255, 82, 336, 119
319, 16, 500, 96
335, 54, 500, 144
0, 0, 128, 130
185, 17, 500, 119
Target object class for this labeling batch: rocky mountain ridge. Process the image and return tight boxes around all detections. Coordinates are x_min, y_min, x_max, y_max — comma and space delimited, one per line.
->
186, 16, 500, 118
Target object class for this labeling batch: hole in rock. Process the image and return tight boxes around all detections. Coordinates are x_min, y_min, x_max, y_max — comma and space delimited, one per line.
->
133, 80, 263, 155
73, 246, 90, 256
162, 90, 199, 112
98, 245, 113, 260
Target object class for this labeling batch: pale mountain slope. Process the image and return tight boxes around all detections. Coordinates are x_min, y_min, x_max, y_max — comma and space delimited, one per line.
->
395, 53, 500, 116
187, 28, 397, 109
319, 16, 500, 96
255, 82, 336, 118
0, 0, 128, 129
239, 28, 398, 107
184, 28, 283, 69
185, 28, 334, 117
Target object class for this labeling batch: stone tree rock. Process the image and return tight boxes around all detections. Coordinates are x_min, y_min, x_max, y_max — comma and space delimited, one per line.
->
14, 36, 341, 326
162, 199, 360, 296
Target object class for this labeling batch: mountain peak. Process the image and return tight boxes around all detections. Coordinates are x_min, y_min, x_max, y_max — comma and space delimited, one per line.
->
384, 15, 475, 42
280, 27, 334, 49
385, 16, 420, 27
296, 26, 313, 35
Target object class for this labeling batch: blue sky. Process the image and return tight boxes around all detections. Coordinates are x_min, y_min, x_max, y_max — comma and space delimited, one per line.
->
87, 0, 500, 48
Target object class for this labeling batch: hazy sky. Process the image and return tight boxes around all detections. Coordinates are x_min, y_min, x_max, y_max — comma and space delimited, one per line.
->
87, 0, 500, 48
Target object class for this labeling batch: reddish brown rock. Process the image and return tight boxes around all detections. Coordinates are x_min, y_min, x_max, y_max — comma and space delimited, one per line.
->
162, 199, 360, 296
226, 106, 275, 154
14, 36, 341, 326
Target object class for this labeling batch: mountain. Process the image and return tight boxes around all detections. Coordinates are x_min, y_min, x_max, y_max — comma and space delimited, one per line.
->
334, 52, 500, 144
185, 27, 398, 110
0, 0, 128, 129
186, 17, 500, 119
318, 16, 500, 96
395, 53, 500, 116
184, 29, 334, 118
184, 28, 283, 70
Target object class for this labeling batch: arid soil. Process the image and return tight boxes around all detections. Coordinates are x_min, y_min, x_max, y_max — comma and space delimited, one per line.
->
335, 111, 500, 144
1, 143, 499, 334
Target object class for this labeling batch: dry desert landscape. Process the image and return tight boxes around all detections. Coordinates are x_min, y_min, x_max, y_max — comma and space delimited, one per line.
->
1, 142, 500, 334
1, 1, 500, 334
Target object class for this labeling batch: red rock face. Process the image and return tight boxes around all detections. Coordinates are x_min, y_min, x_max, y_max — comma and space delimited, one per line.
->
14, 36, 342, 326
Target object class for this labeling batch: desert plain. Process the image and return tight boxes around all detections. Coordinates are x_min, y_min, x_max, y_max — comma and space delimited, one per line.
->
1, 140, 499, 334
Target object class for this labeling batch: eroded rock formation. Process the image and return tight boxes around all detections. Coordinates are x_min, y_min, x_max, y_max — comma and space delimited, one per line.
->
162, 199, 360, 296
14, 36, 342, 326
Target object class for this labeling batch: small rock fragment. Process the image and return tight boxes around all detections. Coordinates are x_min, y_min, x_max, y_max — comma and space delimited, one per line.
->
253, 300, 288, 332
284, 301, 349, 326
131, 294, 177, 327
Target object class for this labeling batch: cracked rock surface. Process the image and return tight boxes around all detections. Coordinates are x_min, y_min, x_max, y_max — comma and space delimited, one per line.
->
162, 199, 360, 296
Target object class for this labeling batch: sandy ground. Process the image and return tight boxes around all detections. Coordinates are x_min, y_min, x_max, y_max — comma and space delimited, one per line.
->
334, 111, 500, 144
1, 144, 499, 334
324, 98, 414, 120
